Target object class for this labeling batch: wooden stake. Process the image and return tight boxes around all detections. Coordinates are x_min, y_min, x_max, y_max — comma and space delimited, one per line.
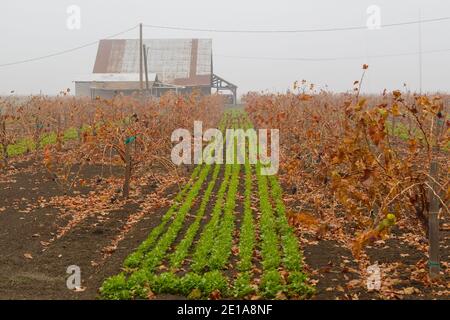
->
428, 114, 443, 279
77, 126, 82, 144
1, 119, 7, 168
123, 140, 132, 199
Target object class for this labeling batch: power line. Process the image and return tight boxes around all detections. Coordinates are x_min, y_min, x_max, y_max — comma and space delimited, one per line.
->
214, 47, 450, 62
1, 15, 450, 69
0, 25, 138, 68
143, 16, 450, 34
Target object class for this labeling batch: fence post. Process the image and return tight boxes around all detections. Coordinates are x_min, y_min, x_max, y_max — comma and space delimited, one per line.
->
1, 118, 7, 168
77, 126, 82, 143
428, 114, 444, 280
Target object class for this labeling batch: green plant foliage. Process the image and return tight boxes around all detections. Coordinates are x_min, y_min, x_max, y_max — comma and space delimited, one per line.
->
237, 160, 255, 272
100, 273, 132, 300
233, 272, 254, 298
260, 270, 283, 299
123, 164, 204, 269
169, 163, 221, 269
100, 111, 314, 300
209, 162, 240, 269
140, 165, 212, 271
256, 167, 280, 271
191, 164, 232, 272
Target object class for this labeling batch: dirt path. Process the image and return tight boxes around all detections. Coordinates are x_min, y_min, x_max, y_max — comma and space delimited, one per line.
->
0, 158, 179, 299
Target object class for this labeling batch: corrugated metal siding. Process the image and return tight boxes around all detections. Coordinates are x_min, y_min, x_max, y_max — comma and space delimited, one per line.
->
93, 40, 113, 73
109, 40, 126, 72
197, 39, 212, 76
93, 39, 212, 87
121, 40, 140, 73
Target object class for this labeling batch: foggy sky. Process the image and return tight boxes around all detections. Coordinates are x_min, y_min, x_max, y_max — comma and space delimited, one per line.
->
1, 0, 450, 96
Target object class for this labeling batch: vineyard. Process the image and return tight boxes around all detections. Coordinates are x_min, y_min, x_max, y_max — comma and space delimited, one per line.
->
0, 80, 449, 299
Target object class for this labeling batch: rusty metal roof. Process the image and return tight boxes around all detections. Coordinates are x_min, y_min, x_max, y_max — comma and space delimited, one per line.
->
93, 39, 212, 87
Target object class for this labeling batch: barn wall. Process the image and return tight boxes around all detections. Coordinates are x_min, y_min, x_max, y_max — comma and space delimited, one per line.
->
75, 82, 92, 97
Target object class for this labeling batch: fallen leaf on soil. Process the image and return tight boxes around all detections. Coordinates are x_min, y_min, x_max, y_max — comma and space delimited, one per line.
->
402, 287, 416, 295
24, 253, 33, 259
209, 290, 222, 300
347, 279, 361, 288
147, 289, 155, 300
288, 211, 320, 228
275, 291, 287, 300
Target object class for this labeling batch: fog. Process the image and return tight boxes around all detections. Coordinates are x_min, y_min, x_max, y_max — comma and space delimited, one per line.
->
1, 0, 450, 96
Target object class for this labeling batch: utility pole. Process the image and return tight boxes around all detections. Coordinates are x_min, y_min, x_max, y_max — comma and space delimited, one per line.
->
143, 44, 150, 91
139, 23, 144, 91
418, 9, 423, 95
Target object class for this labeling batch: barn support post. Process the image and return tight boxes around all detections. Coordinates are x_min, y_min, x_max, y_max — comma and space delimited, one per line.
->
212, 74, 238, 105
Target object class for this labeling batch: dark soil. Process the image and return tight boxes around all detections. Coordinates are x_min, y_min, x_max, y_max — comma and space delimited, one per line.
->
301, 223, 449, 300
0, 159, 176, 300
303, 239, 376, 300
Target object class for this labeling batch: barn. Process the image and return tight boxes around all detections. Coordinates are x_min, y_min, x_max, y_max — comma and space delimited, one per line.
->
75, 38, 237, 103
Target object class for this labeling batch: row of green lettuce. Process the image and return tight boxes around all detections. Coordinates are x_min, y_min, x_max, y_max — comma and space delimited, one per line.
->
99, 111, 314, 299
